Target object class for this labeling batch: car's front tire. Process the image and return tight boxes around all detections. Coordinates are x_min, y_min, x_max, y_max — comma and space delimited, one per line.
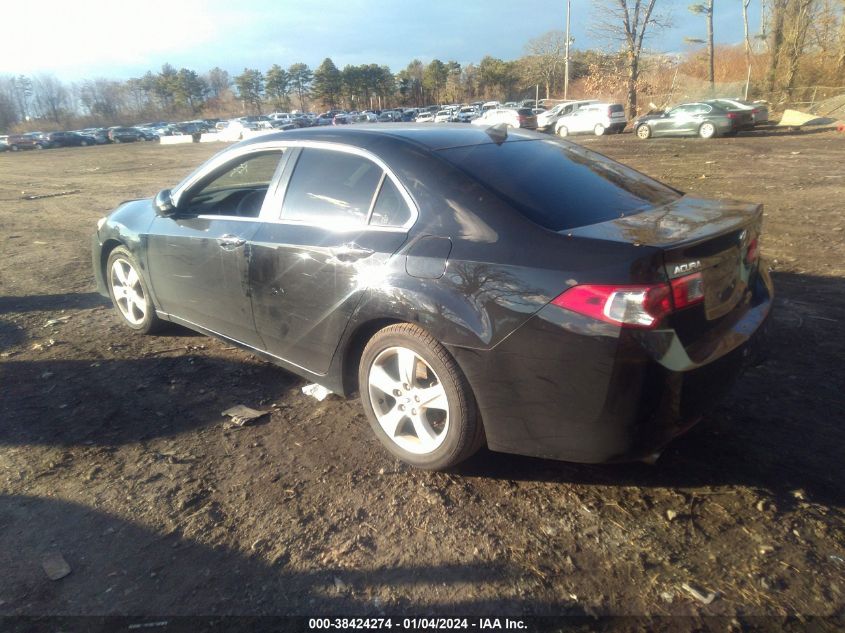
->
106, 246, 161, 334
557, 125, 569, 137
636, 124, 652, 139
359, 323, 482, 470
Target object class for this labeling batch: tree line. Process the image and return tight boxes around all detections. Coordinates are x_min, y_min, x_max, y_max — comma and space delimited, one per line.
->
2, 0, 844, 133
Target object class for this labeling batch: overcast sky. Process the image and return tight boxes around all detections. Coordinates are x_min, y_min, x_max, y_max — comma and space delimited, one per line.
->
1, 0, 763, 81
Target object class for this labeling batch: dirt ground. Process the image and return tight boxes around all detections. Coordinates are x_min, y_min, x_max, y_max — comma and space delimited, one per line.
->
1, 129, 844, 626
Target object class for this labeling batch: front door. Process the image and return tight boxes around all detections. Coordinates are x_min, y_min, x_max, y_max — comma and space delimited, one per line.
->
250, 147, 414, 374
146, 150, 287, 347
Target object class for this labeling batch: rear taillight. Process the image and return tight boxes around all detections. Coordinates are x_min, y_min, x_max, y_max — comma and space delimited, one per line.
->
751, 108, 759, 115
552, 273, 705, 329
551, 284, 672, 329
745, 237, 759, 265
726, 112, 738, 119
670, 272, 704, 309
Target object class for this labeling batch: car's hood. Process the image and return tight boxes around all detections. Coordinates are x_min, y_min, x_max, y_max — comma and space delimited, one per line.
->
634, 114, 667, 124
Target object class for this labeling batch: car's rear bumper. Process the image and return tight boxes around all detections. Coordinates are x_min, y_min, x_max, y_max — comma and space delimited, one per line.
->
452, 266, 773, 463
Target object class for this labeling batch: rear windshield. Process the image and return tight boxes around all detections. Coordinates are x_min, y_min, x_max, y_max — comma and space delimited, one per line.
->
438, 139, 680, 232
517, 108, 534, 116
609, 104, 624, 113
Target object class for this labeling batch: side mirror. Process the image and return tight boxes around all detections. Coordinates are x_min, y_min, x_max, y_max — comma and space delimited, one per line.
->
154, 189, 175, 216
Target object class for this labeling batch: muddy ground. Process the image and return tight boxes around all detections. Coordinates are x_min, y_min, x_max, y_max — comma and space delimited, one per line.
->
1, 129, 844, 626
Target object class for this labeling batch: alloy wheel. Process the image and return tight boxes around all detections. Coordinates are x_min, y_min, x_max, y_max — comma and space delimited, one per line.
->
700, 122, 716, 139
367, 346, 450, 455
110, 258, 147, 326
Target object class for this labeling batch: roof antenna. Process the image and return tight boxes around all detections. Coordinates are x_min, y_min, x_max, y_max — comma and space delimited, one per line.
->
484, 123, 509, 145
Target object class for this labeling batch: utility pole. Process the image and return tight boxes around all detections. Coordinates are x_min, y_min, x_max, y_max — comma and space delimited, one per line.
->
564, 0, 571, 100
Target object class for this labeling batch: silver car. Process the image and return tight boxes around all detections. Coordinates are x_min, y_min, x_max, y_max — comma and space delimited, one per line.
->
536, 100, 598, 132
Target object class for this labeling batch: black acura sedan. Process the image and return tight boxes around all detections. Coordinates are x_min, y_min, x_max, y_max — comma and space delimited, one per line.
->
92, 125, 772, 470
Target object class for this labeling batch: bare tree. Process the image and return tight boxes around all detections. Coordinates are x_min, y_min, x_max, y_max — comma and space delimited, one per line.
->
33, 75, 69, 124
524, 31, 566, 99
765, 0, 788, 96
0, 77, 20, 131
593, 0, 669, 118
779, 0, 818, 100
687, 0, 715, 93
743, 0, 753, 99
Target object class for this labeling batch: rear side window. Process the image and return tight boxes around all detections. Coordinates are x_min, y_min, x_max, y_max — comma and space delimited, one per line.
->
438, 139, 680, 232
369, 177, 412, 227
282, 148, 382, 226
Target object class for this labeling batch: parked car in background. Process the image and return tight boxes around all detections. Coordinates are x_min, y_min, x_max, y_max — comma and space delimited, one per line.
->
108, 127, 143, 143
481, 101, 500, 112
218, 120, 262, 141
315, 113, 336, 126
39, 131, 98, 147
536, 100, 599, 131
706, 98, 769, 127
6, 133, 49, 150
634, 102, 752, 139
554, 103, 627, 137
170, 122, 208, 136
92, 125, 772, 470
0, 135, 8, 150
471, 107, 537, 129
78, 128, 110, 144
135, 128, 160, 141
434, 110, 452, 123
358, 112, 379, 123
456, 106, 480, 123
415, 111, 435, 123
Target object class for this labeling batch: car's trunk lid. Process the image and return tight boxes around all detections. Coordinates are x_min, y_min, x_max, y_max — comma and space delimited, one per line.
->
568, 195, 763, 328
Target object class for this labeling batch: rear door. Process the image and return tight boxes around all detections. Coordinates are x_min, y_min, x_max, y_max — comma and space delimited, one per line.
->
250, 146, 415, 374
147, 149, 288, 347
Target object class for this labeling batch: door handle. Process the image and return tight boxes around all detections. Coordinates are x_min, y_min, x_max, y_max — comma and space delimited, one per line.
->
330, 243, 374, 262
218, 234, 246, 249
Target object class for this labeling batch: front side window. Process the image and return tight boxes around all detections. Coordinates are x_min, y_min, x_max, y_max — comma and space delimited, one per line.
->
281, 148, 383, 226
182, 151, 284, 217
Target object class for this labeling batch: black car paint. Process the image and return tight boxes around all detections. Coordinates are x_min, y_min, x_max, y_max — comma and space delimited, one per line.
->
93, 125, 772, 463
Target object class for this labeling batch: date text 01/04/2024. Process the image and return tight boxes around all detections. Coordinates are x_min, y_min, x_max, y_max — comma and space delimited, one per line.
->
307, 617, 527, 630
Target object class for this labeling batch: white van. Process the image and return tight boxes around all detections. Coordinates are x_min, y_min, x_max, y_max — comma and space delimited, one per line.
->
554, 103, 627, 136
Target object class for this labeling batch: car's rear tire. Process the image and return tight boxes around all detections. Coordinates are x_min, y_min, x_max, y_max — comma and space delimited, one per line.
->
358, 323, 483, 470
106, 246, 161, 334
35, 144, 44, 150
10, 144, 18, 151
636, 124, 652, 139
113, 138, 121, 144
699, 122, 717, 139
594, 124, 606, 136
80, 140, 88, 146
557, 125, 569, 137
